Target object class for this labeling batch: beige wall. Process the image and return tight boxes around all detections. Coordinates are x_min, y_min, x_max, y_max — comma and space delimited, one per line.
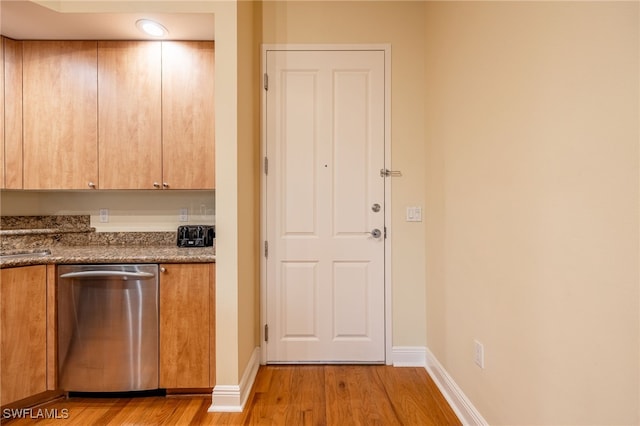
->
262, 0, 429, 347
424, 2, 639, 424
236, 0, 261, 380
208, 0, 242, 386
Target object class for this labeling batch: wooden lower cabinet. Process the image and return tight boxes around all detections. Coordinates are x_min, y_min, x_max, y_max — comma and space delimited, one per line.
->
159, 263, 215, 389
0, 265, 48, 406
1, 261, 215, 401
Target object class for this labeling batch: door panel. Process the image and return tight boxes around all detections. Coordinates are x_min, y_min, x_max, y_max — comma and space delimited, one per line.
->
266, 49, 386, 363
281, 71, 318, 235
281, 262, 319, 339
334, 70, 371, 235
333, 261, 369, 337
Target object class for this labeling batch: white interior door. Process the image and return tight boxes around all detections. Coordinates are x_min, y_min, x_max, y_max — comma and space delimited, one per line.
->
265, 49, 386, 363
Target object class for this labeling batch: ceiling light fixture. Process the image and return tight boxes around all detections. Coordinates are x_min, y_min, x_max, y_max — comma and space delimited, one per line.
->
136, 19, 168, 37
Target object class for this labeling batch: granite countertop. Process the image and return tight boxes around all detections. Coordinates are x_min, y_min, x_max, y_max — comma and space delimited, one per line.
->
0, 227, 95, 236
0, 245, 215, 268
1, 215, 216, 269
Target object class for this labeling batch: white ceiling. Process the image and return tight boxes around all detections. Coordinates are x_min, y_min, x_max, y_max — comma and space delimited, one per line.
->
0, 1, 215, 40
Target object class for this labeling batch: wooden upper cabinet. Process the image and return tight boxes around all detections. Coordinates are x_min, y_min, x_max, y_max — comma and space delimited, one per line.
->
14, 40, 214, 191
0, 38, 5, 189
22, 41, 98, 190
98, 41, 162, 189
162, 41, 215, 190
2, 37, 23, 189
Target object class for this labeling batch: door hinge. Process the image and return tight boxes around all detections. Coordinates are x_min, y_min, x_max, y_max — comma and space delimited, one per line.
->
264, 73, 268, 91
384, 226, 387, 239
264, 157, 268, 175
380, 168, 402, 178
264, 240, 268, 258
264, 324, 269, 342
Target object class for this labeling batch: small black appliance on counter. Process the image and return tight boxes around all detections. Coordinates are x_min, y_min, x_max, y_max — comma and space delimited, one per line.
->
177, 225, 215, 247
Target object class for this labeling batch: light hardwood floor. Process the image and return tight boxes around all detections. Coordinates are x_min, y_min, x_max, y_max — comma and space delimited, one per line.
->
4, 365, 461, 425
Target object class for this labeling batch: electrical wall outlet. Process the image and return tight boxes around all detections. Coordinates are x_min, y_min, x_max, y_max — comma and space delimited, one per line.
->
474, 340, 485, 369
99, 208, 109, 223
179, 208, 189, 222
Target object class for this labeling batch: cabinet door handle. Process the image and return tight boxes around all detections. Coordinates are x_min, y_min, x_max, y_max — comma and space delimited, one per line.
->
88, 181, 96, 189
153, 182, 161, 189
162, 182, 169, 189
160, 267, 166, 273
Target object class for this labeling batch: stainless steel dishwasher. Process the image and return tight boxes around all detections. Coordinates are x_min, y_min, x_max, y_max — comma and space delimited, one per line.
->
57, 264, 159, 392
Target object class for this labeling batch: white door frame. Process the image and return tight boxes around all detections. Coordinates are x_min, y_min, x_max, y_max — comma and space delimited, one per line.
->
260, 44, 392, 365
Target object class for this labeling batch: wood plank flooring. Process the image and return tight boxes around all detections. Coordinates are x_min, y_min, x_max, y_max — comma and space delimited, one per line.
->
3, 365, 461, 425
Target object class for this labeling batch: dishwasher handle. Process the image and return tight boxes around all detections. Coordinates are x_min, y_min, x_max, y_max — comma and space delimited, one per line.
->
59, 271, 156, 279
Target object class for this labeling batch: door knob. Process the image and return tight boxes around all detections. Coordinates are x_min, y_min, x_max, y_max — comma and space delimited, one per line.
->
369, 228, 382, 238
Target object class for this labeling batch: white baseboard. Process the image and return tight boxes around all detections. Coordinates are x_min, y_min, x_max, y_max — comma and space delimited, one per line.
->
209, 347, 261, 412
392, 346, 487, 425
424, 347, 488, 426
392, 346, 427, 367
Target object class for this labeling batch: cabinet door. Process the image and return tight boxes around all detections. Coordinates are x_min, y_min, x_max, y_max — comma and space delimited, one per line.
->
159, 263, 212, 389
0, 265, 47, 405
1, 37, 5, 189
162, 41, 215, 189
98, 41, 162, 189
23, 41, 98, 190
3, 38, 23, 189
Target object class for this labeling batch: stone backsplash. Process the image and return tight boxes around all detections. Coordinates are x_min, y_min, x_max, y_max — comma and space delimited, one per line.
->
0, 215, 175, 250
1, 214, 92, 231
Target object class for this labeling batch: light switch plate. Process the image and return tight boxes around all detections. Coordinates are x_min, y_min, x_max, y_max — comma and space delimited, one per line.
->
406, 206, 422, 222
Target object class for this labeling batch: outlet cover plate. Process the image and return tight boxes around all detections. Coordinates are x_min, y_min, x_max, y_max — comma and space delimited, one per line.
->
99, 208, 109, 223
474, 340, 485, 369
179, 208, 189, 222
